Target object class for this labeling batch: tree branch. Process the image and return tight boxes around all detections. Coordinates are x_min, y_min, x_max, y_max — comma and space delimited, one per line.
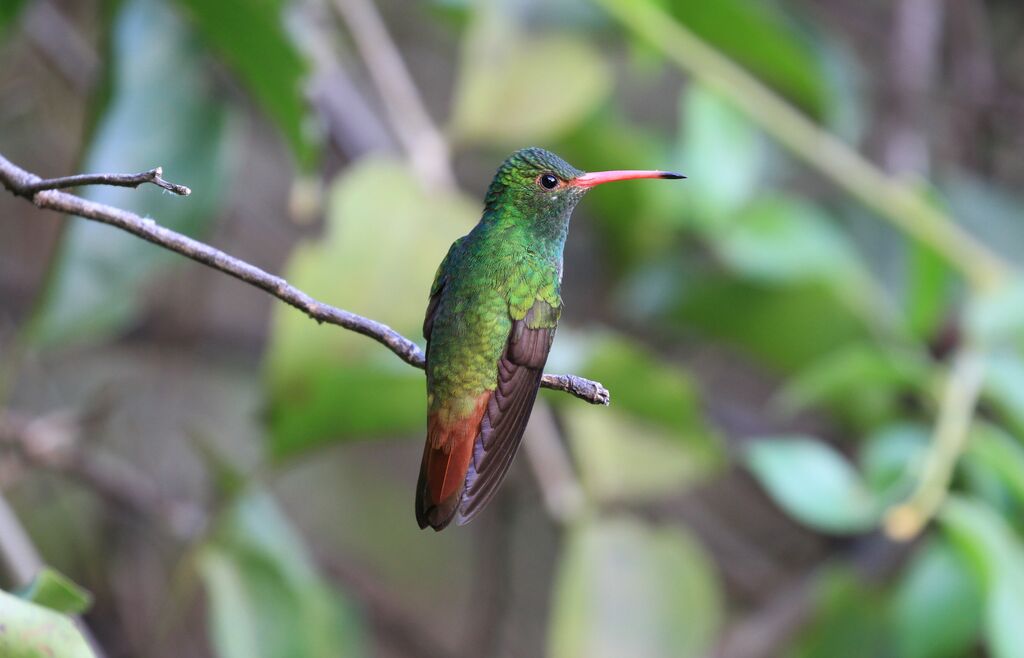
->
0, 154, 610, 405
18, 166, 192, 197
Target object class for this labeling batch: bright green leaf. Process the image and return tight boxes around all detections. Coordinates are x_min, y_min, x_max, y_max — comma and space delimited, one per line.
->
451, 7, 611, 144
890, 536, 983, 658
29, 0, 232, 348
172, 0, 315, 166
905, 241, 952, 342
745, 437, 879, 533
265, 157, 479, 457
549, 517, 722, 658
941, 496, 1024, 658
15, 568, 92, 615
0, 589, 95, 658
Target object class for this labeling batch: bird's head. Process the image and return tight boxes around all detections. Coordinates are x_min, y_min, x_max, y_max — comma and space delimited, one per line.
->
482, 147, 683, 241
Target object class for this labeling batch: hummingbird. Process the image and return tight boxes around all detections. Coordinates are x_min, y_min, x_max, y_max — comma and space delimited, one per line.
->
416, 147, 684, 530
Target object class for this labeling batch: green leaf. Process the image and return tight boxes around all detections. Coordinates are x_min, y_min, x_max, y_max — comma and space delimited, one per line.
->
665, 0, 828, 116
905, 241, 952, 342
677, 84, 764, 225
548, 517, 722, 658
941, 496, 1024, 658
744, 437, 879, 533
14, 568, 92, 615
265, 157, 479, 457
450, 7, 611, 144
0, 589, 95, 658
29, 0, 232, 348
890, 536, 983, 658
778, 343, 931, 428
172, 0, 315, 166
199, 490, 365, 658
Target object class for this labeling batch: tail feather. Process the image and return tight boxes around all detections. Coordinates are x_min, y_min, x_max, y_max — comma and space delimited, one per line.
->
415, 392, 491, 531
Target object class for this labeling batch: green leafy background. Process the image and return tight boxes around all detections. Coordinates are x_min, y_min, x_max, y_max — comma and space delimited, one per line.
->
2, 0, 1024, 656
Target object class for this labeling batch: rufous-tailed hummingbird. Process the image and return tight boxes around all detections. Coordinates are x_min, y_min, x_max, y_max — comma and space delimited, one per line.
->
417, 147, 684, 530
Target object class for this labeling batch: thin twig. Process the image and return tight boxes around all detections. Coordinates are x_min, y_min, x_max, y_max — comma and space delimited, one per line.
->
330, 0, 455, 188
884, 349, 986, 540
0, 154, 610, 405
19, 166, 192, 196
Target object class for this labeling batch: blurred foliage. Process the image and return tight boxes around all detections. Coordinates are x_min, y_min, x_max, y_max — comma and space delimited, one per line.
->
3, 0, 1024, 656
744, 437, 881, 534
549, 517, 722, 658
172, 0, 316, 167
659, 0, 828, 116
199, 491, 365, 658
0, 570, 95, 658
450, 6, 611, 145
28, 0, 233, 347
14, 568, 92, 616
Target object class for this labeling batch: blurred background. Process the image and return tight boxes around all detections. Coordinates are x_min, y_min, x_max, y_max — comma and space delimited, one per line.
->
2, 0, 1024, 656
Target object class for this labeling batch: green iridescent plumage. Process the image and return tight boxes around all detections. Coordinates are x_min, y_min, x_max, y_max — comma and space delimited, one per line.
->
416, 147, 683, 530
426, 149, 581, 407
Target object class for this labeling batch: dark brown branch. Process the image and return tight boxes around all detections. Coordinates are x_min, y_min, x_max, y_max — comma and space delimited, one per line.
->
0, 154, 610, 405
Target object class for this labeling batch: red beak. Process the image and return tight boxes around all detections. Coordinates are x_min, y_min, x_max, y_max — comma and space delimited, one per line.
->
572, 170, 685, 188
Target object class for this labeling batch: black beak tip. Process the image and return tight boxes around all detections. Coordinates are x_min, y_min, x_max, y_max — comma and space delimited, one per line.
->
661, 172, 686, 180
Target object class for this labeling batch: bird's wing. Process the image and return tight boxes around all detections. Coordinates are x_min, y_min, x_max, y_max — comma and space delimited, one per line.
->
454, 298, 560, 525
423, 237, 462, 341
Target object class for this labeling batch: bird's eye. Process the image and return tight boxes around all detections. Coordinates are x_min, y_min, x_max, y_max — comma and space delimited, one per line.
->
538, 173, 559, 190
